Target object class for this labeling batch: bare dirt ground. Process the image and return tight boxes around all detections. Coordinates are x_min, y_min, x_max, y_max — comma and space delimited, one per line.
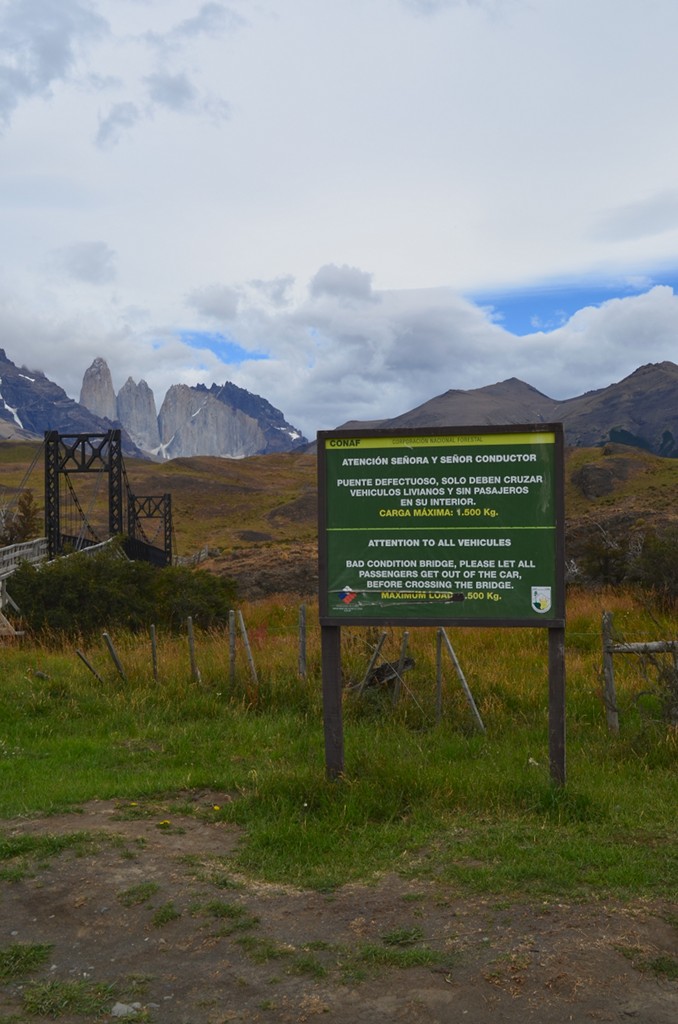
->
1, 791, 676, 1024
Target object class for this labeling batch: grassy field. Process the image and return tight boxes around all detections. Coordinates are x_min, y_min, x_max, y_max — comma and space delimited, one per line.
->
1, 586, 675, 900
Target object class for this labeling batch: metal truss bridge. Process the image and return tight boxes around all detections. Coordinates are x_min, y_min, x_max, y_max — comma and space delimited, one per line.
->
0, 429, 172, 571
43, 430, 172, 566
0, 430, 173, 635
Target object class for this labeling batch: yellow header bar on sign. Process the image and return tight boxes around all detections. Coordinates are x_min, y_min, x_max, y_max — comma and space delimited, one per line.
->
325, 432, 556, 451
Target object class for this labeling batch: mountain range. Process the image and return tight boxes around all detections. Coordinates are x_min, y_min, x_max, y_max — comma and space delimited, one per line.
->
340, 361, 678, 458
0, 350, 307, 459
79, 357, 306, 459
0, 347, 676, 460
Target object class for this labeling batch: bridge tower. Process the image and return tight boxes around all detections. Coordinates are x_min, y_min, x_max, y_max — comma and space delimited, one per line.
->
44, 430, 172, 565
127, 493, 173, 567
45, 430, 123, 558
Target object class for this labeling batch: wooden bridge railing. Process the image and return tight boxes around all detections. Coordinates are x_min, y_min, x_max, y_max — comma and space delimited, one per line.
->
0, 538, 49, 580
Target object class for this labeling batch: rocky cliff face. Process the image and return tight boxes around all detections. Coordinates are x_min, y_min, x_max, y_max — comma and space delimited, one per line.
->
0, 348, 305, 460
196, 383, 305, 453
79, 356, 117, 422
76, 357, 307, 459
158, 384, 267, 459
116, 377, 161, 452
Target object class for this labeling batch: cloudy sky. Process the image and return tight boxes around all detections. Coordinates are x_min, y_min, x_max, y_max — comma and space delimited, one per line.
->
2, 0, 678, 440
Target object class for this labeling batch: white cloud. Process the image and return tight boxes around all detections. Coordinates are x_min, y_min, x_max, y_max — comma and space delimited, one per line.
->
309, 264, 376, 304
187, 283, 240, 320
171, 2, 244, 39
144, 1, 245, 50
2, 274, 677, 441
0, 0, 108, 128
144, 71, 196, 111
0, 0, 678, 443
525, 286, 678, 397
95, 99, 140, 147
248, 276, 295, 308
48, 240, 117, 283
591, 190, 678, 243
143, 70, 231, 121
206, 280, 678, 437
400, 0, 494, 14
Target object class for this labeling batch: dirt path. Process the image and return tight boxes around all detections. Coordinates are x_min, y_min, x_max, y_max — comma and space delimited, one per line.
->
1, 793, 676, 1023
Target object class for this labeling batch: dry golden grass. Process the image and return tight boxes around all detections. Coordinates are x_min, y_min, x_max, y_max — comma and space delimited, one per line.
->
1, 441, 677, 588
0, 441, 317, 558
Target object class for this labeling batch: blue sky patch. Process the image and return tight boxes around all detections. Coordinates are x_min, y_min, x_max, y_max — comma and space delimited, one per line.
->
180, 331, 268, 364
468, 273, 678, 336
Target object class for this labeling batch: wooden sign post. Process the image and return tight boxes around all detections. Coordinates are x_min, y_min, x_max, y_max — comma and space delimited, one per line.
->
317, 424, 566, 785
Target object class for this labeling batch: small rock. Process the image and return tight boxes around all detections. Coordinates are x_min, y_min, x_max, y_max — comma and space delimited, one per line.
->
111, 1002, 141, 1018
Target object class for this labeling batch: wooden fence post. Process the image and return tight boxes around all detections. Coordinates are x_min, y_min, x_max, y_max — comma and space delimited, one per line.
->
602, 611, 619, 733
298, 603, 307, 678
238, 610, 259, 687
601, 611, 678, 732
150, 624, 158, 682
187, 616, 201, 684
102, 632, 127, 682
76, 648, 105, 684
229, 606, 237, 688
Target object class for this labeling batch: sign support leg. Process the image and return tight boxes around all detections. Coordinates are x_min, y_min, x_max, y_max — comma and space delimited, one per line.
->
548, 626, 566, 786
321, 625, 344, 780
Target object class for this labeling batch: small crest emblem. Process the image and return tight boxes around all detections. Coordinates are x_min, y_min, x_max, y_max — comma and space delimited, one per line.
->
531, 586, 552, 613
340, 586, 357, 605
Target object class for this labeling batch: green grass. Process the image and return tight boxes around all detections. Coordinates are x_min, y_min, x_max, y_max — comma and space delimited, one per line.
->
117, 881, 159, 907
21, 979, 116, 1017
381, 927, 425, 946
230, 933, 448, 983
288, 953, 328, 979
152, 901, 181, 927
0, 832, 106, 882
235, 935, 292, 963
352, 944, 444, 969
0, 943, 53, 980
0, 589, 676, 903
191, 898, 260, 935
617, 945, 678, 980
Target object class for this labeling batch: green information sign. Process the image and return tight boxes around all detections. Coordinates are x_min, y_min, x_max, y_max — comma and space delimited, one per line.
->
318, 425, 564, 627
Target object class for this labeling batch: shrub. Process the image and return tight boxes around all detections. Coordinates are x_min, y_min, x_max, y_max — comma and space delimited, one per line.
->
630, 525, 678, 609
577, 529, 631, 586
8, 545, 237, 637
0, 489, 41, 545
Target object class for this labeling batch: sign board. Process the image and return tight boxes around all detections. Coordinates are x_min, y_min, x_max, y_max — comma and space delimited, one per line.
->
318, 424, 564, 628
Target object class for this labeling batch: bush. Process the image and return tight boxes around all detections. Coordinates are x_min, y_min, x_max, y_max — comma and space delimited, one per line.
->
8, 545, 237, 637
575, 522, 678, 609
0, 490, 41, 545
630, 525, 678, 609
577, 529, 630, 586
